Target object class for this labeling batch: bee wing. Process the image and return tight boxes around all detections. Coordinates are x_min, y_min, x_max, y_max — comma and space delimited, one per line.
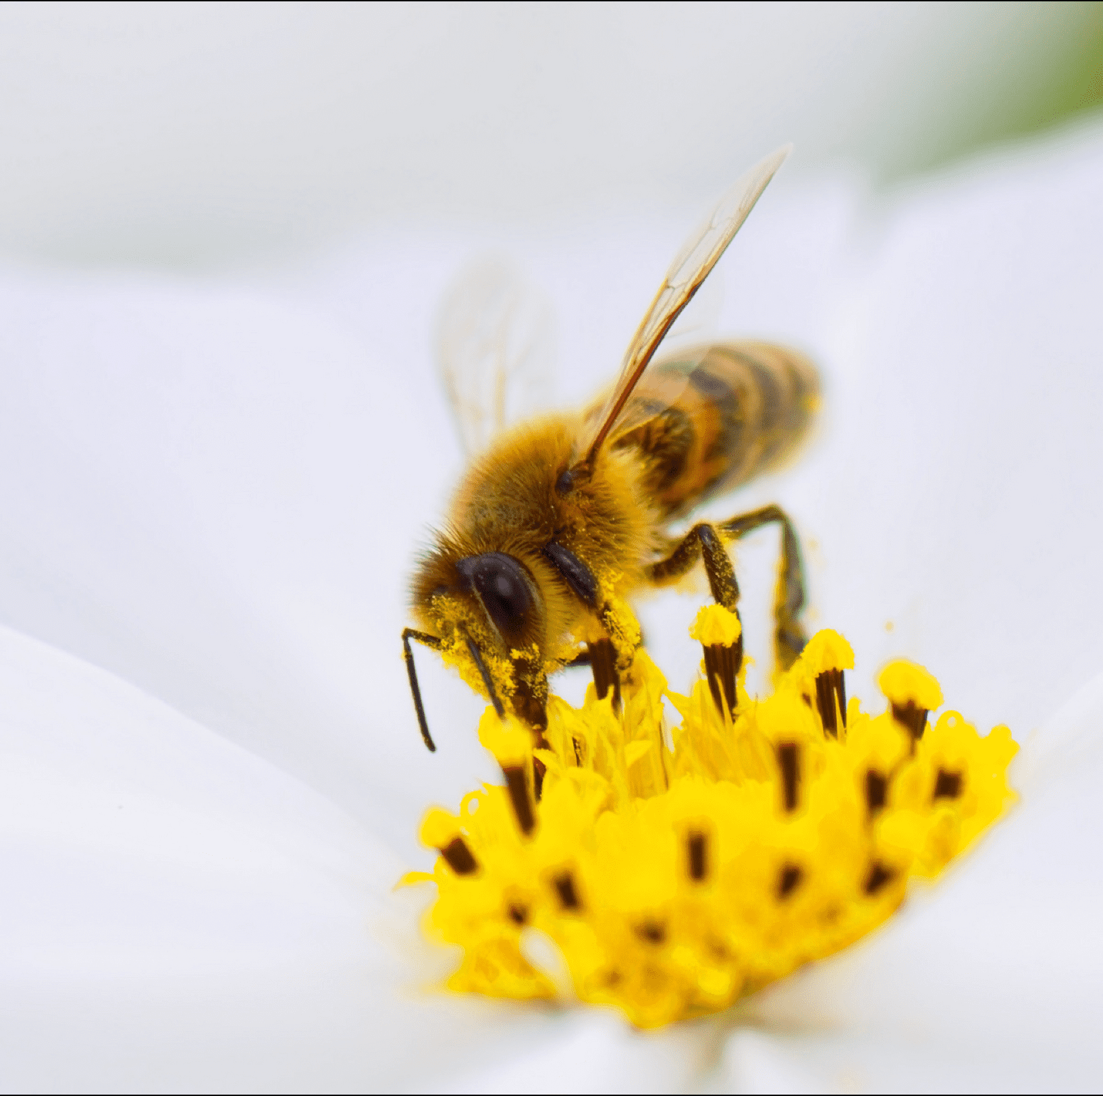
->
577, 145, 791, 466
436, 257, 554, 457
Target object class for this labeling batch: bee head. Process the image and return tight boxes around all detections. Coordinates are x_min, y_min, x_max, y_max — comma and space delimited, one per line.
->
412, 548, 550, 732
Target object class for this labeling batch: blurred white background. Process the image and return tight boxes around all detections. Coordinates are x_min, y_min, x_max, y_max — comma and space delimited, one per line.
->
0, 1, 1100, 268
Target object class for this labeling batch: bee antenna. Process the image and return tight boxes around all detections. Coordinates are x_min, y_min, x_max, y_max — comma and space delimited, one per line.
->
402, 628, 441, 752
464, 634, 506, 719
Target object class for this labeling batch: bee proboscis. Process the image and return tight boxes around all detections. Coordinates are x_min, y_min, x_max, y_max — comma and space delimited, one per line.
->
404, 146, 819, 751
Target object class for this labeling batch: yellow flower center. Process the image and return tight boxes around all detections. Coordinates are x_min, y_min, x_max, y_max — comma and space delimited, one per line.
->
406, 604, 1017, 1029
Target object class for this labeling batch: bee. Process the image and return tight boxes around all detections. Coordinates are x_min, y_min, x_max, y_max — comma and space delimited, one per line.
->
403, 147, 819, 751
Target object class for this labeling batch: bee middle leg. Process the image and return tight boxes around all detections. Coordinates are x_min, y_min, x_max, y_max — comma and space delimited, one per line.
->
647, 523, 741, 610
646, 505, 807, 671
647, 522, 745, 685
719, 505, 807, 670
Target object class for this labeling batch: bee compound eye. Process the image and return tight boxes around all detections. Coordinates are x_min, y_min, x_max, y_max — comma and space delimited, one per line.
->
456, 553, 534, 646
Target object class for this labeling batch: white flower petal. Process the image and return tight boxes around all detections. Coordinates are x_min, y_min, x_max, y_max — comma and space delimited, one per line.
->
444, 1011, 722, 1095
0, 268, 502, 853
0, 111, 1100, 1089
0, 622, 555, 1089
799, 122, 1103, 728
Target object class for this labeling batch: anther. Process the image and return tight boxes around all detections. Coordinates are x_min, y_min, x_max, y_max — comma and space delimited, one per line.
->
691, 604, 743, 718
587, 637, 622, 712
892, 699, 928, 746
864, 860, 895, 895
865, 769, 887, 816
703, 638, 742, 717
777, 742, 801, 812
777, 863, 803, 899
553, 870, 581, 911
636, 920, 666, 945
815, 667, 847, 737
440, 836, 478, 875
687, 831, 708, 881
507, 902, 528, 925
933, 768, 963, 800
879, 661, 942, 743
503, 765, 535, 835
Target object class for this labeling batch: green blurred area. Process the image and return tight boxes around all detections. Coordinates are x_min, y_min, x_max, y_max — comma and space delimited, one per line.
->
900, 0, 1103, 178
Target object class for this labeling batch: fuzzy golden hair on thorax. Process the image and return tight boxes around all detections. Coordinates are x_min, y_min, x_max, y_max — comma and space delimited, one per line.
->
412, 413, 656, 669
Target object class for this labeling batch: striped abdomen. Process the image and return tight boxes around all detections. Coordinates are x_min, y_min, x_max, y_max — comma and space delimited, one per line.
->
614, 341, 819, 521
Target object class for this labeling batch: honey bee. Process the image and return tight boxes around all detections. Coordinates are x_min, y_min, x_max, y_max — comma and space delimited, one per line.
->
404, 147, 819, 750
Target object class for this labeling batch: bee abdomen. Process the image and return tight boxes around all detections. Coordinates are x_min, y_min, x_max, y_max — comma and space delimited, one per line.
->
622, 341, 820, 520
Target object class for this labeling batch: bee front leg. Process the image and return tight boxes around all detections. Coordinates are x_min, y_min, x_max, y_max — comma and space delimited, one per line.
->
543, 539, 632, 711
560, 647, 592, 668
510, 654, 550, 737
586, 631, 622, 711
554, 640, 621, 712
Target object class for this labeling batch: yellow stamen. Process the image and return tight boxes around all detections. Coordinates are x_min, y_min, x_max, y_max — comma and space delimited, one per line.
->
879, 659, 944, 744
409, 619, 1017, 1028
